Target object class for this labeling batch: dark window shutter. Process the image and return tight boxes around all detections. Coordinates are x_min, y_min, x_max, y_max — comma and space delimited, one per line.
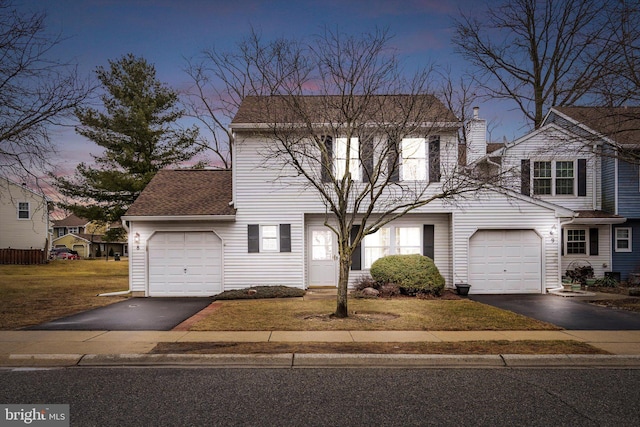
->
521, 159, 531, 196
589, 228, 599, 255
388, 138, 400, 182
279, 224, 291, 252
350, 225, 361, 270
321, 136, 333, 183
561, 229, 564, 256
248, 224, 259, 253
429, 136, 441, 183
361, 136, 374, 184
577, 159, 587, 197
423, 225, 435, 260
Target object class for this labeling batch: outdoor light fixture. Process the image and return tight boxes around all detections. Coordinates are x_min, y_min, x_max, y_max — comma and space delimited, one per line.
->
550, 225, 557, 242
134, 232, 140, 250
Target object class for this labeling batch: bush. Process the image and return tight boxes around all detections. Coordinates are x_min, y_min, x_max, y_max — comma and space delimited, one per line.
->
353, 275, 380, 291
370, 254, 445, 296
594, 276, 618, 288
379, 282, 401, 298
213, 285, 305, 300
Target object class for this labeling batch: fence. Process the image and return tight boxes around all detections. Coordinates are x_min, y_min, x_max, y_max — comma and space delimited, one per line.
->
0, 248, 47, 265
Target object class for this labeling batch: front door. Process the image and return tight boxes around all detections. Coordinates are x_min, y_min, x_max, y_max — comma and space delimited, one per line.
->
308, 227, 337, 287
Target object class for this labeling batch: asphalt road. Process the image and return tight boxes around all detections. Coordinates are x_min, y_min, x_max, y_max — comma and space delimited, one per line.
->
1, 367, 639, 426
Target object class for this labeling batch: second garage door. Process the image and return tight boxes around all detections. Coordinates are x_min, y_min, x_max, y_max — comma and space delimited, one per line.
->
469, 229, 542, 294
148, 231, 222, 296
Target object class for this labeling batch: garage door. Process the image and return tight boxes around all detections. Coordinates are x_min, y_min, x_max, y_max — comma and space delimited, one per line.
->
469, 230, 542, 294
148, 231, 222, 296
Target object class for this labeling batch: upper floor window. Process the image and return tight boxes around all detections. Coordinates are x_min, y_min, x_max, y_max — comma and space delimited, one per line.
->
401, 138, 426, 181
334, 137, 360, 181
615, 228, 632, 252
533, 160, 574, 196
17, 202, 30, 219
57, 228, 66, 237
68, 227, 79, 234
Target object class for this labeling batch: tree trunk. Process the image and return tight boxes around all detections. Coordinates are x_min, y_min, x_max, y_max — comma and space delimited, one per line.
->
334, 252, 351, 318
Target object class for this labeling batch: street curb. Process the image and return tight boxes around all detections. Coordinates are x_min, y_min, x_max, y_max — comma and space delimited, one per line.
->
292, 353, 505, 368
77, 353, 294, 367
0, 354, 83, 367
3, 354, 640, 368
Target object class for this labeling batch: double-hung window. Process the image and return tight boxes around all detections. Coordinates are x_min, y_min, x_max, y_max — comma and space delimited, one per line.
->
334, 137, 360, 181
533, 161, 575, 196
261, 225, 279, 252
566, 229, 586, 254
362, 226, 423, 268
401, 138, 426, 181
395, 227, 421, 255
363, 228, 390, 269
615, 228, 632, 252
17, 202, 30, 219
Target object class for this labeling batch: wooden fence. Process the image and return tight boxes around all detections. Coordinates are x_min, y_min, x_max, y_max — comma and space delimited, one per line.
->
0, 248, 47, 265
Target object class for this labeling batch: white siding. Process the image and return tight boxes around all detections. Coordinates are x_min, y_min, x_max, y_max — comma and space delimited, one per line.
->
501, 125, 602, 211
561, 224, 611, 279
453, 190, 561, 292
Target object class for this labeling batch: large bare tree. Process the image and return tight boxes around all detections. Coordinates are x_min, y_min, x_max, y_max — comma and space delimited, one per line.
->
213, 28, 501, 317
0, 0, 89, 182
452, 0, 638, 129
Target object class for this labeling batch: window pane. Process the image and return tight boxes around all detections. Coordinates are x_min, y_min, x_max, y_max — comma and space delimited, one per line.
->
334, 137, 360, 180
534, 162, 551, 178
533, 161, 552, 195
555, 161, 574, 195
262, 225, 278, 251
401, 138, 426, 181
566, 229, 586, 254
617, 229, 629, 239
262, 226, 277, 238
364, 228, 390, 268
18, 202, 29, 219
312, 230, 333, 260
262, 238, 278, 251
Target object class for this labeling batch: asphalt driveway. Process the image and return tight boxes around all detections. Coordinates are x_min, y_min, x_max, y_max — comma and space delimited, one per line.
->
470, 294, 640, 330
27, 297, 214, 331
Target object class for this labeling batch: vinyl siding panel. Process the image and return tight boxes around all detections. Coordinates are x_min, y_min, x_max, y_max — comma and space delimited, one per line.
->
453, 191, 560, 291
617, 160, 640, 218
612, 220, 640, 281
601, 145, 616, 213
561, 225, 611, 279
0, 180, 49, 250
500, 125, 601, 211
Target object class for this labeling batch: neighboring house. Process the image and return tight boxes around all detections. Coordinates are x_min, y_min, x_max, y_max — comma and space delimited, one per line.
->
0, 177, 50, 252
52, 214, 127, 258
123, 95, 575, 297
542, 107, 639, 281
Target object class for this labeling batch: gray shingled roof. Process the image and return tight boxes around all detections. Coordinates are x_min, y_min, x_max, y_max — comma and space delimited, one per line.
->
124, 169, 235, 217
231, 95, 459, 126
53, 214, 89, 227
554, 106, 640, 145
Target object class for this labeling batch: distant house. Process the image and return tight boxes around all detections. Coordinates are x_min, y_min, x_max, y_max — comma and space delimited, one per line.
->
52, 214, 127, 258
0, 177, 50, 263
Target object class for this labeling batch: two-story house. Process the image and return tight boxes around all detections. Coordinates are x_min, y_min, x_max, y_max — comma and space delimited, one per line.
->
545, 107, 638, 282
0, 177, 50, 255
123, 95, 574, 297
489, 106, 634, 281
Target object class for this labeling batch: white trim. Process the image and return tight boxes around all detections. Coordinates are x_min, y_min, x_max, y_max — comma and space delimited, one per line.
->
615, 227, 632, 253
17, 201, 30, 220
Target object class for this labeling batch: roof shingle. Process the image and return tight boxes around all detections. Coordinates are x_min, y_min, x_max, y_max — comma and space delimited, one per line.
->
124, 169, 235, 217
554, 106, 640, 145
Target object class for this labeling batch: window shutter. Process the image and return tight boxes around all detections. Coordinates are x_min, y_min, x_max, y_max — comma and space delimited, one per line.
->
428, 136, 441, 183
350, 225, 361, 270
279, 224, 291, 252
248, 224, 259, 253
361, 136, 374, 184
521, 159, 531, 196
561, 229, 564, 256
577, 159, 587, 197
423, 225, 435, 260
321, 136, 333, 183
388, 138, 400, 182
589, 228, 599, 255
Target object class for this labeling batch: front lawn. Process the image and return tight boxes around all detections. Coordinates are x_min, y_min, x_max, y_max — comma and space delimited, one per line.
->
189, 298, 560, 331
0, 259, 129, 330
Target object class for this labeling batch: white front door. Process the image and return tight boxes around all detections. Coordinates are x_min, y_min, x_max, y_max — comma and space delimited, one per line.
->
307, 227, 337, 287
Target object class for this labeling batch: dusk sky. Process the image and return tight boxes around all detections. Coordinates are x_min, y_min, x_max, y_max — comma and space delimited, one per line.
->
15, 0, 524, 176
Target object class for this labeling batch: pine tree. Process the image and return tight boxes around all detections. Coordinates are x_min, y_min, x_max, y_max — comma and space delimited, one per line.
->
55, 54, 203, 228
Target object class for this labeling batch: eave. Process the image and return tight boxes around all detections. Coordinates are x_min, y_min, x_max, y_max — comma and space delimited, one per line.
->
121, 215, 236, 222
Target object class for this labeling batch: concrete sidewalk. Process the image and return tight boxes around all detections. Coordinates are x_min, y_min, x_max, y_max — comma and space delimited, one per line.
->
1, 329, 640, 368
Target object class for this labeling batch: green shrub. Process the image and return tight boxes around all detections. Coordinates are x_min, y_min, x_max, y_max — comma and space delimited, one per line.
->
370, 254, 445, 296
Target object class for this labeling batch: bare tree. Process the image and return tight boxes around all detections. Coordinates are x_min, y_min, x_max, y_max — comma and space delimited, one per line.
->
223, 28, 502, 317
0, 1, 90, 182
452, 0, 635, 129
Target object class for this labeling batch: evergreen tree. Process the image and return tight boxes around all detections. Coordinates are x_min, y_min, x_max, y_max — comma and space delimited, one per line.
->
55, 54, 203, 229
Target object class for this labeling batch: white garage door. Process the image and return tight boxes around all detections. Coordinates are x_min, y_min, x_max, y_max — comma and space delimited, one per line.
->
469, 230, 542, 294
148, 231, 222, 296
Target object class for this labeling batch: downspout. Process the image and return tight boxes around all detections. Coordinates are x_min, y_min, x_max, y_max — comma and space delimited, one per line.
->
548, 216, 577, 292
